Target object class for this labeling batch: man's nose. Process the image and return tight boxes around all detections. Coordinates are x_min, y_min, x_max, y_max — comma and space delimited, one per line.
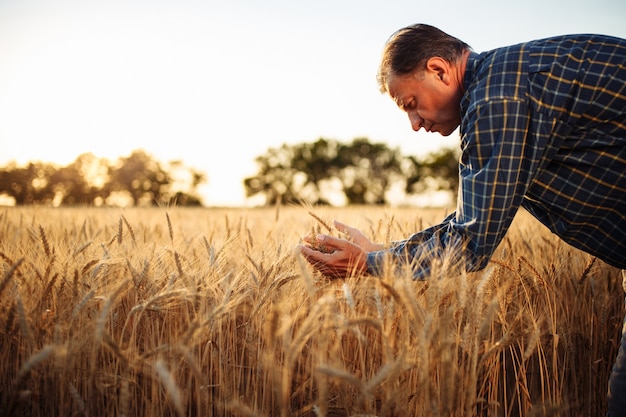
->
409, 113, 423, 131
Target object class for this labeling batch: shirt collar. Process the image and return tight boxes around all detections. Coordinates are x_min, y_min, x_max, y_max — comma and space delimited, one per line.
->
463, 51, 480, 91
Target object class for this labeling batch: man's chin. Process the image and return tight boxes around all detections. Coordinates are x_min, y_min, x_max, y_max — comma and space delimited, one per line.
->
439, 126, 460, 136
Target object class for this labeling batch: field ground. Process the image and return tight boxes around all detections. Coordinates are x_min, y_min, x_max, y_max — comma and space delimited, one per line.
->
0, 205, 623, 416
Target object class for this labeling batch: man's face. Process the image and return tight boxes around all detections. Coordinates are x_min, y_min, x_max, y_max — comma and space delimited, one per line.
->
387, 68, 461, 137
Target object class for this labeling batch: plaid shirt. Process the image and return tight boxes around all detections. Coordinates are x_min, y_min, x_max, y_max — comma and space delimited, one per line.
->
368, 34, 626, 279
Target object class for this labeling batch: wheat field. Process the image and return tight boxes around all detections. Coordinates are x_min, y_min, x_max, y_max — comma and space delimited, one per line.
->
0, 205, 622, 417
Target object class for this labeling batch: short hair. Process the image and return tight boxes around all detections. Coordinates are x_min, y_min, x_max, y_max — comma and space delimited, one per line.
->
377, 24, 472, 93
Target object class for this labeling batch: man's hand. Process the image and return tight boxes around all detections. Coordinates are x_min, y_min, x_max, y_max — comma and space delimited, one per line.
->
297, 220, 382, 278
333, 220, 384, 252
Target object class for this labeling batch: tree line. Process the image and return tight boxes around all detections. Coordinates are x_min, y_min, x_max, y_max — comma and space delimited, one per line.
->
0, 138, 460, 207
244, 137, 459, 206
0, 150, 206, 207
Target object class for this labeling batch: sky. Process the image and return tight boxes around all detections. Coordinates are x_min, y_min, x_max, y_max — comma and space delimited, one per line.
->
1, 0, 625, 207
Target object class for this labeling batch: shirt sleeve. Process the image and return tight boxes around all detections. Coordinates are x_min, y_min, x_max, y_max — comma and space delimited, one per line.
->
367, 98, 549, 279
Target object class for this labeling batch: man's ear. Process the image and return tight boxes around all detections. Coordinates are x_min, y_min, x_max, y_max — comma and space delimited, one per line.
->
426, 57, 450, 83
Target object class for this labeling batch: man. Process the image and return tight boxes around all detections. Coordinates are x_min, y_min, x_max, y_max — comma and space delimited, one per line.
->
298, 24, 626, 415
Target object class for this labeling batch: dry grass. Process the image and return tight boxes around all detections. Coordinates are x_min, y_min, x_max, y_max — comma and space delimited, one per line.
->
0, 205, 622, 417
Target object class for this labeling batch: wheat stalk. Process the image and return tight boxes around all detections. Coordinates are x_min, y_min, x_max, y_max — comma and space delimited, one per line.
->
16, 295, 33, 341
307, 211, 333, 233
155, 358, 185, 417
16, 344, 56, 382
38, 224, 52, 258
69, 382, 86, 414
117, 217, 123, 244
119, 377, 131, 417
72, 241, 92, 257
0, 257, 23, 298
173, 251, 184, 278
166, 212, 174, 244
121, 214, 136, 243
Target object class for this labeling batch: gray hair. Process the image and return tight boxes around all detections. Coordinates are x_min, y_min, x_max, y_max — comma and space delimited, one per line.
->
377, 24, 471, 93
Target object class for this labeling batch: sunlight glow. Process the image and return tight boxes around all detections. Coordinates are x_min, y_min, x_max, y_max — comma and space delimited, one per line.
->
1, 0, 625, 206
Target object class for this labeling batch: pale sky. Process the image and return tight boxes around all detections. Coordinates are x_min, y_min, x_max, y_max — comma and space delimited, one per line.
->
1, 0, 625, 206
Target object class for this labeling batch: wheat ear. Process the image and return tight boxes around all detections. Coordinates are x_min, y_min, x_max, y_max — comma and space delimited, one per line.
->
308, 211, 333, 233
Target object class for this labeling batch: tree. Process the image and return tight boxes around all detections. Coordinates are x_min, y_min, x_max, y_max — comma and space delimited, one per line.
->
244, 143, 311, 206
244, 138, 404, 206
0, 149, 208, 206
0, 162, 56, 205
163, 159, 207, 207
335, 138, 404, 205
47, 153, 109, 205
404, 147, 460, 195
244, 138, 462, 207
105, 150, 173, 206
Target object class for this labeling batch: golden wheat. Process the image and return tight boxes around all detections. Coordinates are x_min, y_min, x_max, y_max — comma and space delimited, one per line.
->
0, 206, 621, 416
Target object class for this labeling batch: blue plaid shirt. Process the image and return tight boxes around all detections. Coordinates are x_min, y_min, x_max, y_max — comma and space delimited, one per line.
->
368, 34, 626, 279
